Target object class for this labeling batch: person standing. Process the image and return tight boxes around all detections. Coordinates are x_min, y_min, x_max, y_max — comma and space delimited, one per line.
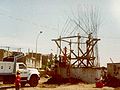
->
15, 70, 21, 90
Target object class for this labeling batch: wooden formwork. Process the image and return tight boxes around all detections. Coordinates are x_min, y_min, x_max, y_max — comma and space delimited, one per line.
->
52, 33, 100, 81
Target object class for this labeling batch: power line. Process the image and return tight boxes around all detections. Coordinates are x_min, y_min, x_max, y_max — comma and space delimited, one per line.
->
60, 18, 69, 36
0, 10, 57, 31
98, 36, 120, 40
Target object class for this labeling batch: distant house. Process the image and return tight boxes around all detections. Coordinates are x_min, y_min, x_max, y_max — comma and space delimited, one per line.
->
42, 53, 54, 68
0, 49, 12, 61
0, 49, 5, 60
25, 52, 42, 68
25, 52, 54, 69
0, 49, 25, 63
3, 52, 25, 63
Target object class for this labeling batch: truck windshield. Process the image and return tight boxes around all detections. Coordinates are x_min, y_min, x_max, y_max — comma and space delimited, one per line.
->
19, 64, 26, 69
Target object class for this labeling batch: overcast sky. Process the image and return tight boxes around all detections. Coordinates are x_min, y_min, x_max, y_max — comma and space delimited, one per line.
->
0, 0, 120, 66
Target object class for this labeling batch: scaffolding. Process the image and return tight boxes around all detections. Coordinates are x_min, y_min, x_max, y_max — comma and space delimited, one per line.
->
52, 33, 100, 77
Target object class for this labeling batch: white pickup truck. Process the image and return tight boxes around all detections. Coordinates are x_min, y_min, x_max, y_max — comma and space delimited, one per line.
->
0, 54, 40, 87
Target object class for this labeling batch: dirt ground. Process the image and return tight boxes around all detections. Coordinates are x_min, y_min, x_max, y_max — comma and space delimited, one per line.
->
0, 77, 120, 90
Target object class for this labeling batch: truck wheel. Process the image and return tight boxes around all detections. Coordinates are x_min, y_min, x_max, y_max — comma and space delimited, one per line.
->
29, 75, 38, 87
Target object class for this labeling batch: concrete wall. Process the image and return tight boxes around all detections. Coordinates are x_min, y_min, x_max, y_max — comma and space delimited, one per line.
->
107, 63, 120, 80
58, 67, 101, 83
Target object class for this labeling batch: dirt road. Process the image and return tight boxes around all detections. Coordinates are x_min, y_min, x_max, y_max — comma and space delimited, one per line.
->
0, 77, 119, 90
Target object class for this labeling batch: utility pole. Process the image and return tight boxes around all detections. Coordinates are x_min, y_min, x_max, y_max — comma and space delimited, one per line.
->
35, 31, 43, 68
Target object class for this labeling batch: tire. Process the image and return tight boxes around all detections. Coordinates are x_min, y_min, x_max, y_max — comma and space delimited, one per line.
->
29, 75, 38, 87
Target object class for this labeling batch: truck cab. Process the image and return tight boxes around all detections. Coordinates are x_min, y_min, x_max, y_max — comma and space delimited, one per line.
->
16, 63, 40, 87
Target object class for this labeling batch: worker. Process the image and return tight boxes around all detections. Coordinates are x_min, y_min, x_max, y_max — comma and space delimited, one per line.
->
63, 47, 67, 63
15, 70, 21, 90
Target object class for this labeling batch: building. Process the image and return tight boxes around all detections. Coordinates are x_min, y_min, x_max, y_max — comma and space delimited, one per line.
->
25, 52, 42, 68
0, 49, 12, 61
42, 53, 54, 69
0, 49, 25, 63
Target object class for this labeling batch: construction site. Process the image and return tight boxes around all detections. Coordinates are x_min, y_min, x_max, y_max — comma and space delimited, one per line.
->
51, 33, 101, 83
45, 7, 120, 88
1, 16, 120, 89
0, 1, 120, 90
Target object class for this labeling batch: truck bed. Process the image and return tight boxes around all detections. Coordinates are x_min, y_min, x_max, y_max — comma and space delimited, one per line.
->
0, 61, 14, 75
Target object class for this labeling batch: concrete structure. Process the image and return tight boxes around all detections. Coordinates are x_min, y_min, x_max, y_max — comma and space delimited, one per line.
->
107, 63, 120, 80
57, 67, 102, 83
52, 33, 101, 83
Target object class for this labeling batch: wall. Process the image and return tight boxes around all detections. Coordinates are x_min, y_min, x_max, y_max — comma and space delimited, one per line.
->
107, 63, 120, 80
58, 67, 101, 83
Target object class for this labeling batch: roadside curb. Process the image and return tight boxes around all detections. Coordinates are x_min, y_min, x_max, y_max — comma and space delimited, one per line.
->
0, 85, 14, 89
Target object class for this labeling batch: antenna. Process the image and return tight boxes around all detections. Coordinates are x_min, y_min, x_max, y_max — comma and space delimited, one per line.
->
110, 58, 114, 63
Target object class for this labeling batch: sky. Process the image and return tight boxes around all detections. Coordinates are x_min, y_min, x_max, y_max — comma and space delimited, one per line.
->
0, 0, 120, 66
